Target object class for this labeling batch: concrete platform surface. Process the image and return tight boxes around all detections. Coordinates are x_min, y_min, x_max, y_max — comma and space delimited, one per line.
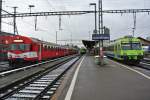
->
66, 56, 150, 100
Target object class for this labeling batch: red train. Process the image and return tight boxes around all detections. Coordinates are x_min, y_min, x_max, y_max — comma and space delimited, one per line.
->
0, 35, 78, 65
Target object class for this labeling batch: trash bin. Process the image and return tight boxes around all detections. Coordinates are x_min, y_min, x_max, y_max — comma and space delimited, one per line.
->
94, 55, 100, 65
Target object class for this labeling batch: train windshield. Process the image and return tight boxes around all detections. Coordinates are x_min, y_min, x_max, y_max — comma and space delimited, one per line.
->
122, 43, 141, 50
132, 43, 141, 50
122, 43, 131, 50
10, 44, 30, 50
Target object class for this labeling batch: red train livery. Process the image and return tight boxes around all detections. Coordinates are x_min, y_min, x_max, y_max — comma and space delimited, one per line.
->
0, 35, 77, 64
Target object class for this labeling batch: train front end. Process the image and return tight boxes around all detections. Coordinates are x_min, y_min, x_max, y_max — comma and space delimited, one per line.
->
120, 37, 144, 63
0, 35, 38, 65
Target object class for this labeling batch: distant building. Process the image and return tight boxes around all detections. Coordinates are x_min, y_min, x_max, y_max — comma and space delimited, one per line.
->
146, 36, 150, 41
104, 27, 110, 35
138, 37, 150, 46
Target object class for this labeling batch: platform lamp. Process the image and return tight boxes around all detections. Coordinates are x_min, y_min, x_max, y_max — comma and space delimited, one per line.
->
89, 3, 97, 34
29, 5, 35, 13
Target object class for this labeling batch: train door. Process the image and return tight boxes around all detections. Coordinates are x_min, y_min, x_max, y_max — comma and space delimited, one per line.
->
116, 44, 121, 59
114, 44, 118, 59
0, 44, 9, 61
37, 43, 42, 61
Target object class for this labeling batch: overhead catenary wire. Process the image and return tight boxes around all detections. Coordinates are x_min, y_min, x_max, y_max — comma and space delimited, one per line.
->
2, 1, 150, 42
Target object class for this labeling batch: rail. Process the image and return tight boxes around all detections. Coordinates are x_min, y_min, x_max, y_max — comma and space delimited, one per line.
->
1, 57, 80, 99
140, 57, 150, 70
0, 56, 69, 77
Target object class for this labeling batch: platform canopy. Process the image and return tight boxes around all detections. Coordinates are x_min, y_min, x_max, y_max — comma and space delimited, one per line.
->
82, 40, 98, 50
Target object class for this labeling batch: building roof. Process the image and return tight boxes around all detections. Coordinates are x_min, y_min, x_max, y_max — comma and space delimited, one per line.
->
138, 37, 150, 46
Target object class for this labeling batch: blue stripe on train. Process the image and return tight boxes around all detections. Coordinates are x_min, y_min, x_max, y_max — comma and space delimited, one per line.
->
105, 53, 122, 59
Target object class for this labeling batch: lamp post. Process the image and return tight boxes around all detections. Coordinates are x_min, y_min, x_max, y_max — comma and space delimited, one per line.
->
89, 3, 97, 34
56, 31, 58, 44
13, 7, 18, 35
29, 5, 35, 13
98, 0, 104, 65
0, 0, 2, 33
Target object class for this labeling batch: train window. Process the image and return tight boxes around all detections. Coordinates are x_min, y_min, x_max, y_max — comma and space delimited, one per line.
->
25, 44, 30, 50
10, 44, 30, 50
19, 44, 26, 50
122, 43, 141, 50
11, 44, 17, 50
54, 46, 56, 50
52, 47, 54, 50
118, 44, 121, 51
122, 43, 131, 50
44, 46, 47, 50
132, 43, 141, 50
48, 46, 50, 50
50, 46, 52, 50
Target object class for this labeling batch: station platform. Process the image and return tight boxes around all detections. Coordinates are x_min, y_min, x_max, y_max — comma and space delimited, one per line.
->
62, 56, 150, 100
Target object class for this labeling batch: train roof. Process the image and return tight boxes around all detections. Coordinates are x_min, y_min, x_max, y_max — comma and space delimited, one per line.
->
0, 35, 59, 46
0, 34, 78, 49
31, 37, 63, 47
111, 36, 140, 43
105, 36, 141, 47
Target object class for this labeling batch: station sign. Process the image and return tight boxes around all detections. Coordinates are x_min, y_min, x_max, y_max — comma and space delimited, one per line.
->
92, 34, 110, 40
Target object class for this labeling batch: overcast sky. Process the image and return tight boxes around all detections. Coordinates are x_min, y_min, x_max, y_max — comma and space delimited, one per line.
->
2, 0, 150, 46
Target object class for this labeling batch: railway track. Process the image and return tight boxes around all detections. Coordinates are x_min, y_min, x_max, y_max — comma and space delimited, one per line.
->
139, 58, 150, 70
106, 56, 150, 70
0, 56, 79, 100
0, 61, 10, 72
0, 56, 74, 77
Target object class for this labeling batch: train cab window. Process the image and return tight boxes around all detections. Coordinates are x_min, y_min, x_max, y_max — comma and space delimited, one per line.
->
132, 43, 141, 50
10, 44, 30, 50
122, 43, 130, 50
11, 44, 17, 50
122, 43, 141, 50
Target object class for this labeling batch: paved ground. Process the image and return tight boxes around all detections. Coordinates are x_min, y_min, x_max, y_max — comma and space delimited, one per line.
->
66, 56, 150, 100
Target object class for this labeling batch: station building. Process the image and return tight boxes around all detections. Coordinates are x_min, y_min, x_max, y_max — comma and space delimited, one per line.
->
138, 37, 150, 46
